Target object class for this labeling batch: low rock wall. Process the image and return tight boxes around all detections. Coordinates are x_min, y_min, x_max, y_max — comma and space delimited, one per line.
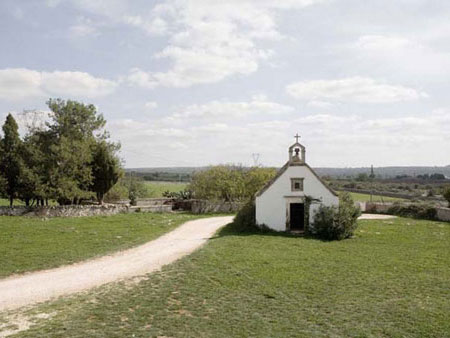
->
363, 202, 450, 222
364, 202, 394, 214
129, 205, 172, 213
111, 198, 173, 207
436, 207, 450, 222
0, 205, 128, 217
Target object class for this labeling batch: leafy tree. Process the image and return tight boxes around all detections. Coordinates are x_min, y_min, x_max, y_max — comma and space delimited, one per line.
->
243, 167, 277, 200
45, 99, 106, 204
91, 140, 122, 204
127, 177, 147, 206
189, 165, 276, 202
19, 128, 57, 206
356, 173, 369, 182
0, 114, 24, 206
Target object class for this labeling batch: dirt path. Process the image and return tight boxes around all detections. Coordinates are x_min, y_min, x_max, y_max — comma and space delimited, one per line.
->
0, 216, 233, 312
358, 213, 397, 220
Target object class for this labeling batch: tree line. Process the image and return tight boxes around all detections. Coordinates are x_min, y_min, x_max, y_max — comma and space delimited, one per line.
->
0, 99, 122, 207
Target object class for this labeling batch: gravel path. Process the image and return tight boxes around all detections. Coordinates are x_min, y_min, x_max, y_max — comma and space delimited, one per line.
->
0, 216, 233, 312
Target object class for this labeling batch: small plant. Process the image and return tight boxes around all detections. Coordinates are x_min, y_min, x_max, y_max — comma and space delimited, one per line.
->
233, 200, 258, 232
443, 187, 450, 208
312, 193, 361, 241
129, 191, 137, 206
162, 189, 193, 200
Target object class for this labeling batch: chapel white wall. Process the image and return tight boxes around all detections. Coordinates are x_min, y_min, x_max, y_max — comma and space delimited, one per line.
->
255, 166, 339, 231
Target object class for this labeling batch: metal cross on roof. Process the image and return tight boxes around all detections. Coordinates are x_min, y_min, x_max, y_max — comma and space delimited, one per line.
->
294, 133, 301, 143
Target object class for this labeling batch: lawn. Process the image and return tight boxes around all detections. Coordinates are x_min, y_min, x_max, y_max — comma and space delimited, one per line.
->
0, 212, 203, 278
345, 191, 406, 203
143, 181, 188, 198
12, 217, 450, 337
0, 198, 24, 207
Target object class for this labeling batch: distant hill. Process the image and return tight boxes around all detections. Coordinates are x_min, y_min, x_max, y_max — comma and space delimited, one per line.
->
314, 166, 450, 178
126, 165, 450, 179
126, 167, 204, 174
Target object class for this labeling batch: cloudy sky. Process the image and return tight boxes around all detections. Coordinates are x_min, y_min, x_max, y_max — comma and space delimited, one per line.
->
1, 0, 449, 168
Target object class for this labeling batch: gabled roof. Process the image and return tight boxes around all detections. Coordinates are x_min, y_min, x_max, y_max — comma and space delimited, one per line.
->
255, 161, 338, 197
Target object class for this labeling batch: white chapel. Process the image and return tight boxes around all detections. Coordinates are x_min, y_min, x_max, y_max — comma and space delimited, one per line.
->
255, 135, 339, 232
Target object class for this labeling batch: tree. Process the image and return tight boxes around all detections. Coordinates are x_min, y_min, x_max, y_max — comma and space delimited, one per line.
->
17, 127, 58, 206
0, 114, 24, 206
45, 99, 106, 204
356, 173, 369, 182
243, 167, 277, 200
189, 165, 276, 202
91, 140, 122, 204
443, 187, 450, 208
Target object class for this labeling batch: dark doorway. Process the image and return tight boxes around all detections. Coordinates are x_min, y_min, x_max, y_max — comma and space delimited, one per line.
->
290, 203, 305, 231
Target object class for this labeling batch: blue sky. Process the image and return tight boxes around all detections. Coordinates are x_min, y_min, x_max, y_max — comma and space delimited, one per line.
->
0, 0, 449, 168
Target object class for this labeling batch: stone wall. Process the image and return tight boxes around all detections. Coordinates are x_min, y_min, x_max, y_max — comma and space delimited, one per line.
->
129, 205, 172, 213
0, 204, 129, 217
437, 207, 450, 222
362, 202, 450, 222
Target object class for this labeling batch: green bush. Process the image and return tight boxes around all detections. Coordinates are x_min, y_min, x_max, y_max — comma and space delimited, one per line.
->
233, 201, 259, 232
387, 203, 437, 220
312, 193, 361, 241
443, 187, 450, 208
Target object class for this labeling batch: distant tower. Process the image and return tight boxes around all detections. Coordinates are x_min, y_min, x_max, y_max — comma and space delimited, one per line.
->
369, 165, 375, 179
252, 153, 260, 167
369, 165, 375, 203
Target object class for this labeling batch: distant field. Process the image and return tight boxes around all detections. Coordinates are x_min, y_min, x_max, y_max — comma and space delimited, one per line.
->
143, 181, 188, 198
344, 192, 406, 203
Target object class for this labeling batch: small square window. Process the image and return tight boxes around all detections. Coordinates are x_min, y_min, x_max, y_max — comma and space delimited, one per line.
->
291, 178, 304, 192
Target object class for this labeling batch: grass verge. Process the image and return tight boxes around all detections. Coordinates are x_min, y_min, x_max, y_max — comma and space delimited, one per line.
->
346, 191, 406, 202
0, 212, 204, 278
9, 217, 450, 337
143, 181, 188, 198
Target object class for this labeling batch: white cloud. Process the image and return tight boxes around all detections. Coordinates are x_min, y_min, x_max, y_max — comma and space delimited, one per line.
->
355, 35, 413, 51
173, 96, 295, 119
126, 68, 157, 89
103, 102, 450, 168
45, 0, 61, 8
69, 17, 99, 38
51, 0, 325, 88
144, 101, 158, 110
352, 34, 450, 78
0, 68, 118, 101
306, 100, 334, 109
123, 15, 168, 35
286, 77, 428, 103
123, 0, 324, 88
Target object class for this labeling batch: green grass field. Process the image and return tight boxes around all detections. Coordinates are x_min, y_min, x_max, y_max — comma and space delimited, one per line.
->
143, 181, 188, 198
0, 198, 24, 207
12, 217, 450, 337
345, 191, 406, 203
0, 213, 203, 278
